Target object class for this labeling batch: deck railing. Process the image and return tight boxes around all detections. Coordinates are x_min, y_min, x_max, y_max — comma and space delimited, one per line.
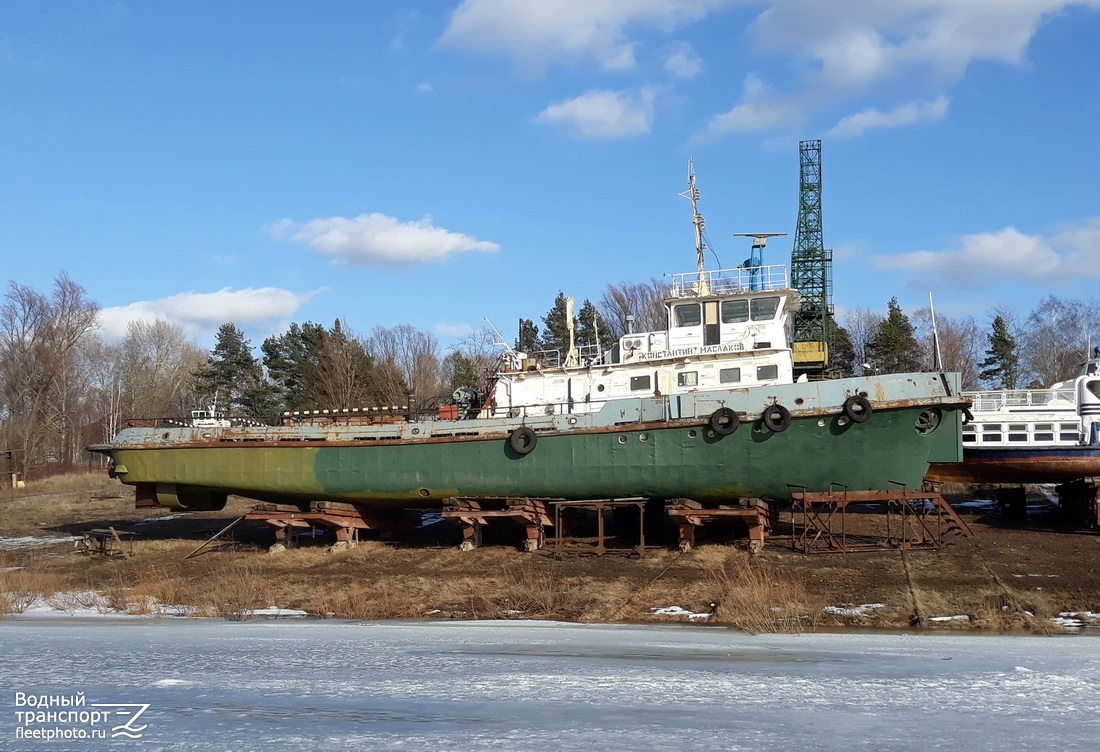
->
667, 264, 788, 297
962, 388, 1076, 413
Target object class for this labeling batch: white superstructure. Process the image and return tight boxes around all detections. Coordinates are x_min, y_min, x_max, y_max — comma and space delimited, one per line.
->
961, 355, 1100, 449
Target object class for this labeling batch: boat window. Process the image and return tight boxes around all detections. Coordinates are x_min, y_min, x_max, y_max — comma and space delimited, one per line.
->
677, 371, 698, 387
980, 424, 1002, 442
721, 299, 749, 324
962, 426, 976, 443
1059, 423, 1079, 442
674, 303, 701, 327
719, 367, 741, 384
630, 375, 651, 391
1007, 423, 1028, 442
1034, 423, 1054, 442
756, 364, 779, 381
750, 296, 781, 321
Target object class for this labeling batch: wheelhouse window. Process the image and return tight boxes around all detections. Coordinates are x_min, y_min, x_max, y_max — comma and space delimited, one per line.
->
719, 367, 741, 384
720, 299, 749, 324
756, 364, 779, 381
674, 303, 701, 327
630, 375, 651, 391
750, 296, 781, 321
677, 371, 698, 387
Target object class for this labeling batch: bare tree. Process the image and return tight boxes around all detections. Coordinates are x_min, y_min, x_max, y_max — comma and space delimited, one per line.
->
598, 279, 669, 340
302, 323, 377, 408
912, 308, 982, 389
365, 324, 446, 406
839, 306, 884, 375
119, 319, 205, 419
1019, 296, 1099, 387
0, 274, 99, 471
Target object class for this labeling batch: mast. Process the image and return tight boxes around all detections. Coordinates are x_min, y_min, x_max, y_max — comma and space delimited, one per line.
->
679, 159, 709, 294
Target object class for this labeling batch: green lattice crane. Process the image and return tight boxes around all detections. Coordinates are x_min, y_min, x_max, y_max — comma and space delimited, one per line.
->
790, 139, 834, 375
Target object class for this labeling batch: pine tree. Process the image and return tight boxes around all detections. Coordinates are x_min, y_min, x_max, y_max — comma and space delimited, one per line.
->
828, 318, 856, 377
515, 318, 539, 352
537, 292, 576, 354
449, 353, 479, 391
261, 321, 327, 411
979, 315, 1019, 388
194, 323, 280, 421
576, 298, 613, 352
866, 298, 922, 374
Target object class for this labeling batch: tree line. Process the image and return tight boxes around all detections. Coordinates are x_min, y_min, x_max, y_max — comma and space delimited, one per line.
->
1, 272, 1095, 475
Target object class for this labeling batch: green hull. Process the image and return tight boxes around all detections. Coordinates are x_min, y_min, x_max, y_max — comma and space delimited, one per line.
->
108, 404, 961, 509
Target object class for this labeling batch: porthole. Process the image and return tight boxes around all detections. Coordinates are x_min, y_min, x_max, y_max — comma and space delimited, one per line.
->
597, 384, 606, 392
639, 434, 648, 442
817, 419, 826, 427
688, 429, 698, 438
617, 435, 627, 444
916, 408, 942, 435
418, 488, 431, 497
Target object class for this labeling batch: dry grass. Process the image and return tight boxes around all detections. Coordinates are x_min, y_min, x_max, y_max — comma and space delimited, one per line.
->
0, 567, 64, 615
706, 550, 826, 633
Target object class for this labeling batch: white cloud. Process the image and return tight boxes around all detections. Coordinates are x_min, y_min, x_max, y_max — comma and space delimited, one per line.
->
664, 41, 704, 79
698, 73, 804, 138
875, 220, 1100, 288
435, 321, 475, 339
270, 213, 500, 267
535, 88, 656, 138
416, 80, 433, 93
827, 96, 950, 139
98, 287, 315, 341
438, 0, 727, 75
700, 1, 1100, 140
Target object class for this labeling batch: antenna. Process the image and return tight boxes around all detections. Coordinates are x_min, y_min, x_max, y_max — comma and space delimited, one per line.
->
678, 159, 709, 294
928, 291, 943, 371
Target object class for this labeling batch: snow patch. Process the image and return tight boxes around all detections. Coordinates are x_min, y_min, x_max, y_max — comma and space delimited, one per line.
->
237, 606, 309, 618
929, 615, 971, 622
0, 535, 82, 551
824, 603, 886, 617
649, 605, 712, 621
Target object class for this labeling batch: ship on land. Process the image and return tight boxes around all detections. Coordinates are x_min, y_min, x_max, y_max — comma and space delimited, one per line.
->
89, 173, 968, 516
927, 352, 1100, 526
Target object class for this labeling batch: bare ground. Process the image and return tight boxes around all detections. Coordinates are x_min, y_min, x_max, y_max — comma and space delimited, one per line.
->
1, 473, 1097, 632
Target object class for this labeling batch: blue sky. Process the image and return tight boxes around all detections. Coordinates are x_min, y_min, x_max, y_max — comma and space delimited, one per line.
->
2, 0, 1099, 349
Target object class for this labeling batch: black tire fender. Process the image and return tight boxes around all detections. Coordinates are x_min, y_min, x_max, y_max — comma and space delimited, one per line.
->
843, 395, 872, 423
509, 426, 537, 455
708, 407, 739, 436
762, 404, 791, 433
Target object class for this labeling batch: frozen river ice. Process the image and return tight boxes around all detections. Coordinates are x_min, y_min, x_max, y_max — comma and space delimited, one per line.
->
2, 619, 1099, 750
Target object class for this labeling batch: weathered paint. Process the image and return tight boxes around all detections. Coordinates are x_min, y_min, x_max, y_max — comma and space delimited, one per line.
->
108, 403, 962, 509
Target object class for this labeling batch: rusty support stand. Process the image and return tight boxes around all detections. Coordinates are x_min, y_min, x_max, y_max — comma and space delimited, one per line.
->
246, 501, 406, 552
550, 499, 647, 556
666, 498, 772, 553
789, 482, 974, 554
442, 497, 556, 552
1055, 479, 1100, 529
